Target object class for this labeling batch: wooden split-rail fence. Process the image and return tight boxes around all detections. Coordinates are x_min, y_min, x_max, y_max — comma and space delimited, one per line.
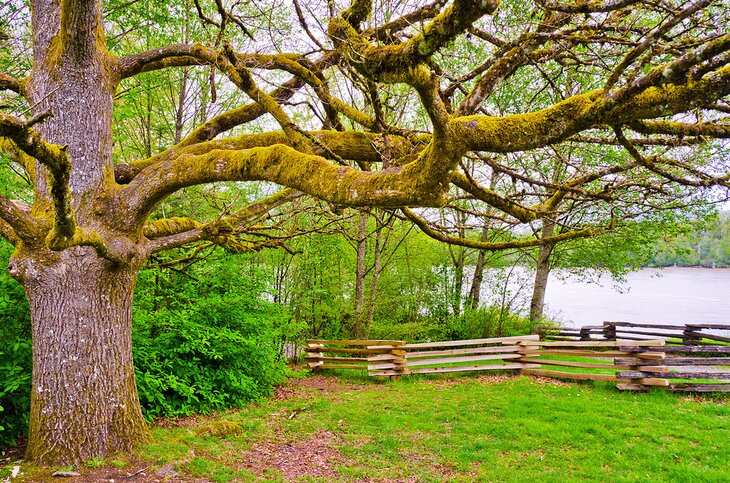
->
305, 332, 730, 393
549, 321, 730, 345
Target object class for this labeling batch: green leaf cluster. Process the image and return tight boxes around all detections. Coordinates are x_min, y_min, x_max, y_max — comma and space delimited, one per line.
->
131, 254, 292, 419
0, 241, 31, 447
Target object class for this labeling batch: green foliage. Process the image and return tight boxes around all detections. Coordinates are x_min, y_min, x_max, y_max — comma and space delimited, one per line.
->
132, 254, 291, 419
369, 305, 539, 343
0, 241, 31, 447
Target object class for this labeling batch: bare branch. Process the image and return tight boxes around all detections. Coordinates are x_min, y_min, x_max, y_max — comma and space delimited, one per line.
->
615, 126, 730, 188
450, 171, 537, 223
604, 0, 713, 94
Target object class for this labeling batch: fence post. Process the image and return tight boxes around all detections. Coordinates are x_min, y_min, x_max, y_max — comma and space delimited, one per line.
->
580, 327, 591, 341
305, 342, 324, 372
683, 325, 700, 345
603, 322, 617, 341
366, 341, 407, 379
518, 339, 541, 371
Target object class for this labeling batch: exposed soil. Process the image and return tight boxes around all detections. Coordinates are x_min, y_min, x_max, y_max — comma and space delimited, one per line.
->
236, 430, 344, 480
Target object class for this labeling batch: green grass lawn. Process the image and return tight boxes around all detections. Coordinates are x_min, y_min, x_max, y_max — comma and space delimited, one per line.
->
5, 373, 729, 482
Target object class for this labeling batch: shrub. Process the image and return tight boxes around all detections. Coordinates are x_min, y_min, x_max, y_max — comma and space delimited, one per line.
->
132, 259, 291, 419
0, 243, 32, 447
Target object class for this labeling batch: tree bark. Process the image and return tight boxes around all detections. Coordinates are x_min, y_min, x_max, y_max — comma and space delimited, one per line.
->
13, 0, 151, 464
353, 210, 368, 338
529, 219, 556, 322
10, 247, 149, 464
467, 224, 490, 310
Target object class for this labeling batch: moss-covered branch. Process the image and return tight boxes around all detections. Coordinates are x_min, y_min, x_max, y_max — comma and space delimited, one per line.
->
452, 65, 730, 153
628, 119, 730, 138
0, 136, 37, 184
0, 195, 39, 243
115, 130, 422, 184
0, 72, 25, 95
328, 0, 499, 83
402, 207, 608, 250
0, 217, 21, 246
0, 113, 132, 260
122, 138, 456, 225
118, 43, 309, 79
0, 113, 77, 240
537, 0, 641, 14
144, 188, 301, 253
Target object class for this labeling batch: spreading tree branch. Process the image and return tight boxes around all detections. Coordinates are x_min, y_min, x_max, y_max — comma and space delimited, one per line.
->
402, 207, 610, 250
145, 188, 302, 253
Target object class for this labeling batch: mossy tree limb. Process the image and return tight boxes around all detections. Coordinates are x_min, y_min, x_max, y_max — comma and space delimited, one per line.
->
144, 188, 302, 253
401, 207, 611, 251
0, 72, 25, 95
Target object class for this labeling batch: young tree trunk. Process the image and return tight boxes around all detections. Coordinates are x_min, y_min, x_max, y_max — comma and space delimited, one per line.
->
353, 210, 368, 338
529, 220, 556, 322
467, 246, 487, 310
9, 248, 149, 464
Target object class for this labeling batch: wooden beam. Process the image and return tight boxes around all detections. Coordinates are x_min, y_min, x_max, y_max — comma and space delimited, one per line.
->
522, 368, 669, 386
520, 340, 664, 348
306, 339, 405, 346
406, 353, 522, 368
403, 334, 539, 349
407, 363, 531, 375
617, 371, 730, 380
406, 346, 521, 359
666, 383, 730, 392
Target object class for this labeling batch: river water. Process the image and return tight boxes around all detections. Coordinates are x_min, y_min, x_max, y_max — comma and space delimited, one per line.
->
543, 267, 730, 328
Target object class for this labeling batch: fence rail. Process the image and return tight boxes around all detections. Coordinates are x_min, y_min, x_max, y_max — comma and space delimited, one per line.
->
548, 321, 730, 345
305, 325, 730, 393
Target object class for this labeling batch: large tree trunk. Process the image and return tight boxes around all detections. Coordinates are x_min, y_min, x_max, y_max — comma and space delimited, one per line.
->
12, 248, 149, 464
11, 0, 152, 464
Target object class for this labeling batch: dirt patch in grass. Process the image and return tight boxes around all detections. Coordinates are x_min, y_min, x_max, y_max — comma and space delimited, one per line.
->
236, 429, 344, 480
274, 375, 384, 401
524, 375, 572, 386
153, 414, 203, 429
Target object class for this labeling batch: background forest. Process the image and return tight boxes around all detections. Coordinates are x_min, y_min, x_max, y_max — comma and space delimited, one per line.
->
1, 0, 729, 453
